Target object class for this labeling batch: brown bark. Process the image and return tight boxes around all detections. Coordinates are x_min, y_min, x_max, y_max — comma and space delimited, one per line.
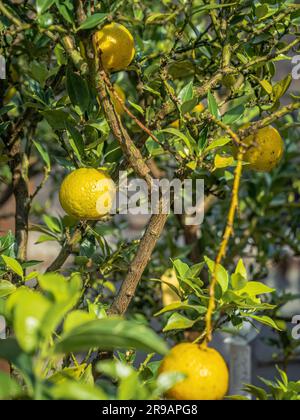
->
109, 213, 168, 315
8, 138, 30, 262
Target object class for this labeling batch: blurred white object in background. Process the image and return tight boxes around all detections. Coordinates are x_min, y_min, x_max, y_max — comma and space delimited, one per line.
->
0, 316, 5, 339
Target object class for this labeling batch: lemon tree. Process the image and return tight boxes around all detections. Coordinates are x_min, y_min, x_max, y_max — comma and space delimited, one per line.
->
0, 0, 300, 401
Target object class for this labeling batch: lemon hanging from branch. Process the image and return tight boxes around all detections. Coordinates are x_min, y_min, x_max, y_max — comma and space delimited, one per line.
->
242, 126, 284, 172
93, 23, 135, 72
159, 343, 229, 400
59, 168, 116, 220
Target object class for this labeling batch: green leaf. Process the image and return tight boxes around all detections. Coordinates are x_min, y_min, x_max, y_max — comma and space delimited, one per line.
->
66, 124, 85, 160
204, 256, 229, 293
43, 215, 61, 233
204, 136, 231, 154
235, 259, 247, 279
78, 13, 108, 31
259, 80, 273, 95
63, 310, 95, 333
179, 81, 194, 103
236, 282, 275, 297
155, 301, 206, 316
207, 90, 219, 118
54, 319, 168, 355
222, 105, 245, 125
163, 313, 195, 332
172, 259, 189, 279
243, 384, 268, 400
161, 128, 193, 154
0, 371, 22, 399
213, 154, 235, 171
49, 380, 107, 400
242, 314, 282, 331
66, 69, 90, 113
35, 234, 57, 244
146, 12, 171, 24
38, 273, 82, 303
42, 109, 74, 130
11, 289, 51, 353
178, 81, 197, 114
1, 255, 23, 279
0, 280, 16, 298
54, 43, 67, 66
231, 273, 247, 291
128, 100, 144, 116
55, 0, 74, 24
36, 0, 55, 14
33, 141, 51, 170
186, 262, 205, 278
272, 75, 292, 102
255, 4, 269, 19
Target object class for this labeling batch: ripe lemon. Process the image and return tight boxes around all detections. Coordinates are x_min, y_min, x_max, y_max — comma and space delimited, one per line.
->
242, 126, 284, 172
171, 103, 205, 129
111, 84, 126, 115
161, 269, 180, 306
93, 23, 135, 72
59, 168, 116, 220
159, 343, 229, 400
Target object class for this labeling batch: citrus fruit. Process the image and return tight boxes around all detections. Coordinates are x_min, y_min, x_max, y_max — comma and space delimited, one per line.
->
159, 343, 229, 400
242, 126, 284, 172
111, 84, 126, 115
171, 103, 205, 129
59, 168, 116, 220
93, 23, 135, 72
161, 269, 180, 307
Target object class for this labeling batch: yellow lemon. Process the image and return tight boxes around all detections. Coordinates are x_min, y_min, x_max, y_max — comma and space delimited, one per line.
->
170, 103, 205, 129
159, 343, 229, 400
59, 168, 116, 220
93, 23, 135, 72
161, 269, 180, 307
242, 126, 284, 172
111, 84, 126, 115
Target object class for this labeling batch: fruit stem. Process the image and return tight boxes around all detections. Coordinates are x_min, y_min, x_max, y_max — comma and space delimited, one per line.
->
205, 148, 245, 343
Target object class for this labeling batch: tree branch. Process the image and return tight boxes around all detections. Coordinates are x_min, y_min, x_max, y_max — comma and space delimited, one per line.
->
108, 212, 168, 315
45, 226, 83, 273
91, 40, 169, 315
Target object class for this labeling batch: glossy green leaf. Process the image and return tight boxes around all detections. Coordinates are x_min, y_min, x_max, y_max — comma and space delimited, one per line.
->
63, 310, 95, 333
49, 380, 107, 400
33, 141, 51, 169
207, 90, 219, 118
0, 280, 16, 298
36, 0, 55, 14
155, 301, 206, 316
1, 255, 23, 279
78, 13, 108, 31
163, 313, 196, 332
242, 314, 282, 331
236, 282, 275, 297
66, 69, 90, 113
54, 319, 168, 355
13, 290, 51, 353
204, 136, 231, 154
205, 256, 229, 293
